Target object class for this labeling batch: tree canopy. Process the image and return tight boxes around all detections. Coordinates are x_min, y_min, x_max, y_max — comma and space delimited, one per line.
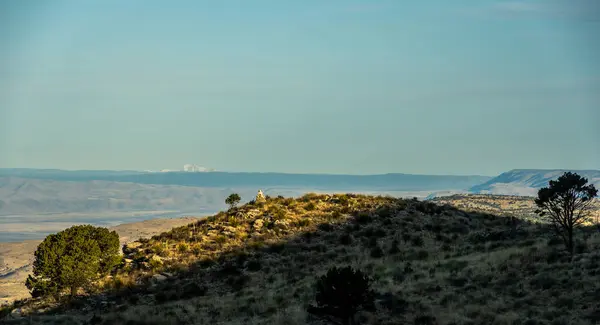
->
26, 225, 121, 298
225, 193, 241, 209
535, 172, 598, 256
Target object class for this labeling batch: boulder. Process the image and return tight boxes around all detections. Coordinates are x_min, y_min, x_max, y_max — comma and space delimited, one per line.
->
126, 242, 143, 250
274, 219, 290, 229
151, 274, 168, 283
252, 219, 264, 231
10, 308, 23, 318
246, 209, 260, 219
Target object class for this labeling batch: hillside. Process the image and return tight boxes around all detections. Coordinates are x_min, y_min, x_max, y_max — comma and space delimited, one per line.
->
3, 194, 600, 325
0, 217, 203, 305
431, 194, 600, 224
469, 169, 600, 196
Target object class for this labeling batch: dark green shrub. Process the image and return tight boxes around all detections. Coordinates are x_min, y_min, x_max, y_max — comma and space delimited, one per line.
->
177, 243, 189, 253
355, 212, 373, 225
246, 259, 262, 271
411, 235, 424, 247
377, 292, 408, 315
389, 239, 400, 254
339, 233, 354, 246
370, 246, 384, 258
415, 249, 429, 260
89, 314, 102, 325
307, 266, 375, 325
318, 223, 334, 232
414, 314, 438, 325
180, 282, 207, 299
547, 236, 563, 246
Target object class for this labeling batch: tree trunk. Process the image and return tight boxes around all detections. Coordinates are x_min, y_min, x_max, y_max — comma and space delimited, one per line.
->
70, 286, 77, 297
568, 227, 574, 259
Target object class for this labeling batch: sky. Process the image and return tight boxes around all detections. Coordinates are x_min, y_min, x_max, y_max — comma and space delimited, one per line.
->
0, 0, 599, 176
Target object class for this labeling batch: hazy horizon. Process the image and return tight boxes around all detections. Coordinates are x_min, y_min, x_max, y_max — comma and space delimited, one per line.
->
2, 166, 600, 178
1, 0, 599, 176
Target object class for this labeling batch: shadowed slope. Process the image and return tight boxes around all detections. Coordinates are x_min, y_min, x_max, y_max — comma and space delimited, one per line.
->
3, 194, 600, 325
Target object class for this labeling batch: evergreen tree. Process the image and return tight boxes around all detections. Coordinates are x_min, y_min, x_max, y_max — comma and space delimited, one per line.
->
26, 225, 121, 298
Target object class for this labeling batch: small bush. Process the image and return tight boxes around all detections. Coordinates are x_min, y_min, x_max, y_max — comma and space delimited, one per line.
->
370, 245, 384, 258
177, 243, 189, 253
411, 235, 425, 247
389, 239, 400, 254
246, 259, 262, 271
191, 245, 202, 256
294, 219, 311, 227
547, 236, 563, 246
355, 212, 373, 225
339, 233, 354, 245
307, 266, 375, 324
148, 258, 162, 271
180, 282, 207, 299
318, 223, 334, 232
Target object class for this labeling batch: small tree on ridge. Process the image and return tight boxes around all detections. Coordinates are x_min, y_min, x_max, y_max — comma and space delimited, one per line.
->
225, 193, 241, 209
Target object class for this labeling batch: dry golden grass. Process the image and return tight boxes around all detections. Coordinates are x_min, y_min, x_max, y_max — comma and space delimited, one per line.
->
3, 193, 600, 325
433, 194, 600, 225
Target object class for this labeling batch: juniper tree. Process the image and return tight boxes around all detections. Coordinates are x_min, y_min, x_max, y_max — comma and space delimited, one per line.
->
26, 225, 121, 298
225, 193, 241, 209
535, 172, 598, 257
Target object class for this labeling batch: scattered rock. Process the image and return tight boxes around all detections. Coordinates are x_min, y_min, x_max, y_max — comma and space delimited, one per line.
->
273, 219, 290, 229
253, 219, 264, 231
10, 308, 23, 318
126, 242, 143, 250
246, 209, 260, 218
151, 274, 168, 283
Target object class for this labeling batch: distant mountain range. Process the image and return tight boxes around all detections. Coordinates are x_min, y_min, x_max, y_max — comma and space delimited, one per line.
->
0, 168, 598, 217
468, 169, 600, 196
0, 169, 490, 192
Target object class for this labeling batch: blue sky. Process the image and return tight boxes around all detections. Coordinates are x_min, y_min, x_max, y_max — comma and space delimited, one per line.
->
1, 0, 598, 176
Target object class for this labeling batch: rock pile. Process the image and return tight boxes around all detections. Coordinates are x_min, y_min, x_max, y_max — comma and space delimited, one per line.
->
255, 190, 266, 203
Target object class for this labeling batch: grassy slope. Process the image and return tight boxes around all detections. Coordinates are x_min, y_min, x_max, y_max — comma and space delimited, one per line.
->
3, 193, 600, 325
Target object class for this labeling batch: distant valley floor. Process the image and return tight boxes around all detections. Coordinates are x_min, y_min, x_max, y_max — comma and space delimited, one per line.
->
0, 210, 212, 243
0, 215, 206, 305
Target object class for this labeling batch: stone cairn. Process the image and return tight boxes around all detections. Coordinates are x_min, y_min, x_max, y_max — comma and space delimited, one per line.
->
256, 189, 266, 203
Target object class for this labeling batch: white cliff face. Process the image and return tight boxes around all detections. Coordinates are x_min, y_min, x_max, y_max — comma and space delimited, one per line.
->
183, 164, 215, 172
